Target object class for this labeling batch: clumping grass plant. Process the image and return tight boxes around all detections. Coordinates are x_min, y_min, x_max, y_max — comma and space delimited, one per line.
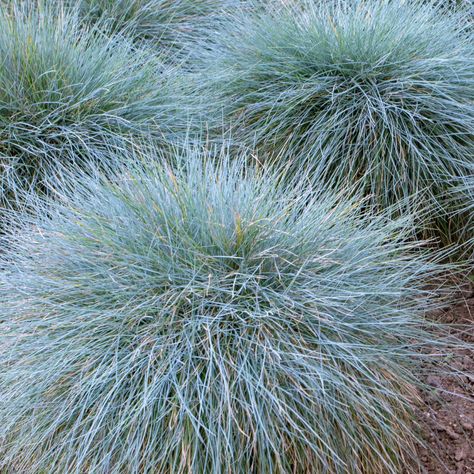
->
0, 2, 188, 205
0, 145, 461, 473
196, 0, 474, 243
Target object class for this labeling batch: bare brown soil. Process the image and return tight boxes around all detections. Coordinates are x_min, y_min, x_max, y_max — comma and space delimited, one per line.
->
416, 283, 474, 474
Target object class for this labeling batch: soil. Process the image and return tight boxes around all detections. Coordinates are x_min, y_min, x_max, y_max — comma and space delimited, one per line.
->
416, 282, 474, 474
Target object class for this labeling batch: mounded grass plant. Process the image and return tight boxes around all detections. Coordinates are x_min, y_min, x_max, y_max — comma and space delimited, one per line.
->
0, 145, 461, 473
196, 0, 474, 243
0, 2, 188, 205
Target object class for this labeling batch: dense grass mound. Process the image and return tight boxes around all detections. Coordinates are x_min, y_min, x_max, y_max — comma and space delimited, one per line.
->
197, 0, 474, 241
0, 3, 186, 203
0, 146, 457, 473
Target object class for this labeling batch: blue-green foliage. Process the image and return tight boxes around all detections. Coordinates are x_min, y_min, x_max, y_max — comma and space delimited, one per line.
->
0, 146, 459, 473
196, 0, 474, 242
0, 2, 187, 203
74, 0, 243, 50
457, 170, 474, 257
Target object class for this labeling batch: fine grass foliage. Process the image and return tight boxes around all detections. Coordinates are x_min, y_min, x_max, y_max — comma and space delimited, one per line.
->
74, 0, 243, 52
196, 0, 474, 243
0, 2, 188, 205
0, 145, 460, 473
455, 170, 474, 258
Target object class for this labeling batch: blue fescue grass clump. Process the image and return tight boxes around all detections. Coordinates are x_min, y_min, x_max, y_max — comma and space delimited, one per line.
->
0, 2, 188, 204
0, 145, 462, 473
196, 0, 474, 243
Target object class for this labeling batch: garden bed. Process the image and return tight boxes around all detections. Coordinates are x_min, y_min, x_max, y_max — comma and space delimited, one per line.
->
417, 282, 474, 474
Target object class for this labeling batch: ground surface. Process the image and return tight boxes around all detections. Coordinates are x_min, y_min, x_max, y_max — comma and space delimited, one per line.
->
417, 282, 474, 474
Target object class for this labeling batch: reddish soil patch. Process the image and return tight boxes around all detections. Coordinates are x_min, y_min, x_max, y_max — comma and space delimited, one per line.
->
417, 283, 474, 474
